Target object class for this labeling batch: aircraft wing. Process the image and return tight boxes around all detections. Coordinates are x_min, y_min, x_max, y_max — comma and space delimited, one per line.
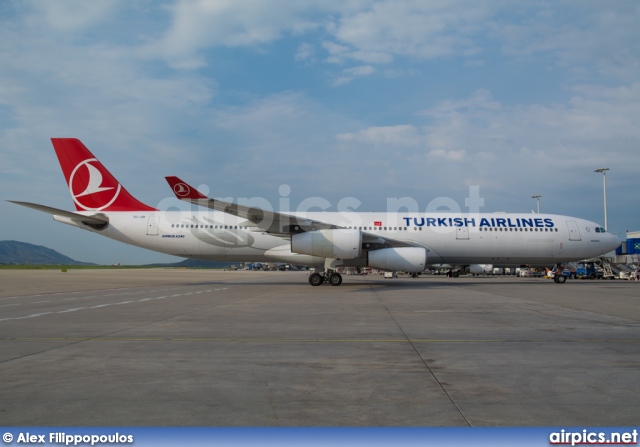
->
165, 176, 340, 235
164, 176, 421, 250
8, 201, 109, 227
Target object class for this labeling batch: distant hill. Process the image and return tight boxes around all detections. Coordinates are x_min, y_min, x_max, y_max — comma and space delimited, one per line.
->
0, 240, 234, 268
0, 240, 93, 265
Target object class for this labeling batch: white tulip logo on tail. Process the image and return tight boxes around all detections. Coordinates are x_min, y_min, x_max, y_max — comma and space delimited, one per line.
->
173, 183, 191, 197
69, 158, 121, 211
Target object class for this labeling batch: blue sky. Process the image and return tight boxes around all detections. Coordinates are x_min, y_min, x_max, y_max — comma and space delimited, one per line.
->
1, 0, 638, 264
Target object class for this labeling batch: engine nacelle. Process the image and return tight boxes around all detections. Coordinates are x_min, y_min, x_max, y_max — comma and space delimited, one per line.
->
368, 247, 427, 272
291, 229, 362, 259
469, 264, 493, 275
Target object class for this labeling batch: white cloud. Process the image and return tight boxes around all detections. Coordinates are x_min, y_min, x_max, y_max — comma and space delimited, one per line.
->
383, 68, 419, 78
295, 42, 314, 61
336, 125, 420, 146
427, 149, 467, 160
335, 85, 640, 193
25, 0, 123, 31
495, 3, 640, 81
331, 65, 375, 86
148, 0, 329, 68
328, 0, 491, 62
135, 1, 638, 85
0, 2, 216, 195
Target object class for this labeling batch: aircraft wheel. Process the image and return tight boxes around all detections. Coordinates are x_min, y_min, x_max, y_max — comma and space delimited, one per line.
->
556, 274, 567, 284
329, 273, 342, 286
309, 273, 324, 286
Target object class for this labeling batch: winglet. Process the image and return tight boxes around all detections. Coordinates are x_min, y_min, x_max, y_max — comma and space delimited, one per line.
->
165, 176, 208, 200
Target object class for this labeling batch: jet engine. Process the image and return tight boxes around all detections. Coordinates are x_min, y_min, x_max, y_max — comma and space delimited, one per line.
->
291, 229, 362, 259
368, 247, 427, 272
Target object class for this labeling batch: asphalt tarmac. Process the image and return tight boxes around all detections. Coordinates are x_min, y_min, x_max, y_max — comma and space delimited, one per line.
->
0, 269, 638, 426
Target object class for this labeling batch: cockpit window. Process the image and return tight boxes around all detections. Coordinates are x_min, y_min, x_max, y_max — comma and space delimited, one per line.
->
595, 227, 605, 233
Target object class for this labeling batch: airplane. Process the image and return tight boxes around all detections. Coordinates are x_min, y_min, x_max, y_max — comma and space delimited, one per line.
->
9, 138, 621, 286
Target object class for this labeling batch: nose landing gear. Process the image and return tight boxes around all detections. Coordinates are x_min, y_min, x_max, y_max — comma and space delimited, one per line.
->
552, 264, 567, 283
308, 271, 343, 286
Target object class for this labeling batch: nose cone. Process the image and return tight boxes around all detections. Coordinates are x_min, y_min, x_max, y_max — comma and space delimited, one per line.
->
605, 232, 622, 253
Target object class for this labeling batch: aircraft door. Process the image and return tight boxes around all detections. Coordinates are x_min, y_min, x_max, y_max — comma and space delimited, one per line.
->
147, 214, 159, 236
566, 220, 581, 241
456, 225, 469, 240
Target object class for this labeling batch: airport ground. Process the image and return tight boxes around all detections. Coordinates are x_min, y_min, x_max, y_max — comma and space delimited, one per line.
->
0, 269, 638, 426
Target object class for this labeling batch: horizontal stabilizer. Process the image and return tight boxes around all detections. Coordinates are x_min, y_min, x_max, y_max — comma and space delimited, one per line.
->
8, 201, 109, 227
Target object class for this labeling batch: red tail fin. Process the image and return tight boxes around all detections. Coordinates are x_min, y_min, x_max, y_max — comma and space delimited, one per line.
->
52, 138, 157, 212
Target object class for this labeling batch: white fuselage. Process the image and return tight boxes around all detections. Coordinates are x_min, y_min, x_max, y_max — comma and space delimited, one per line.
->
64, 210, 621, 268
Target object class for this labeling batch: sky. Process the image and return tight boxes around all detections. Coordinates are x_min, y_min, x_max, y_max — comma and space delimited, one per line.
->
1, 0, 638, 265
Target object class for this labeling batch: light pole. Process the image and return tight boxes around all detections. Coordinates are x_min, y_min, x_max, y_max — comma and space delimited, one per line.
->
594, 168, 609, 231
531, 195, 541, 214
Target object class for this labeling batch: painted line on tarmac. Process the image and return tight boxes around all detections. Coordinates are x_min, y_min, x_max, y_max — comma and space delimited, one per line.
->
0, 288, 224, 322
1, 337, 638, 344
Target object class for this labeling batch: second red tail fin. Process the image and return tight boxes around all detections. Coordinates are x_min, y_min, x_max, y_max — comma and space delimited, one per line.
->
52, 138, 157, 212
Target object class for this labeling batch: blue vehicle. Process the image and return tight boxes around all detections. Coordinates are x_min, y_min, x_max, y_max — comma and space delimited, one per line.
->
575, 261, 602, 280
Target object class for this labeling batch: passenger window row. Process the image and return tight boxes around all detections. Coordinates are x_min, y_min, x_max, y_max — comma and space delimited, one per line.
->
170, 224, 248, 229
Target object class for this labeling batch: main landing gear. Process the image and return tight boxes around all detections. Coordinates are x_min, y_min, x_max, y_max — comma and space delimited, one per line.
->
308, 271, 342, 286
